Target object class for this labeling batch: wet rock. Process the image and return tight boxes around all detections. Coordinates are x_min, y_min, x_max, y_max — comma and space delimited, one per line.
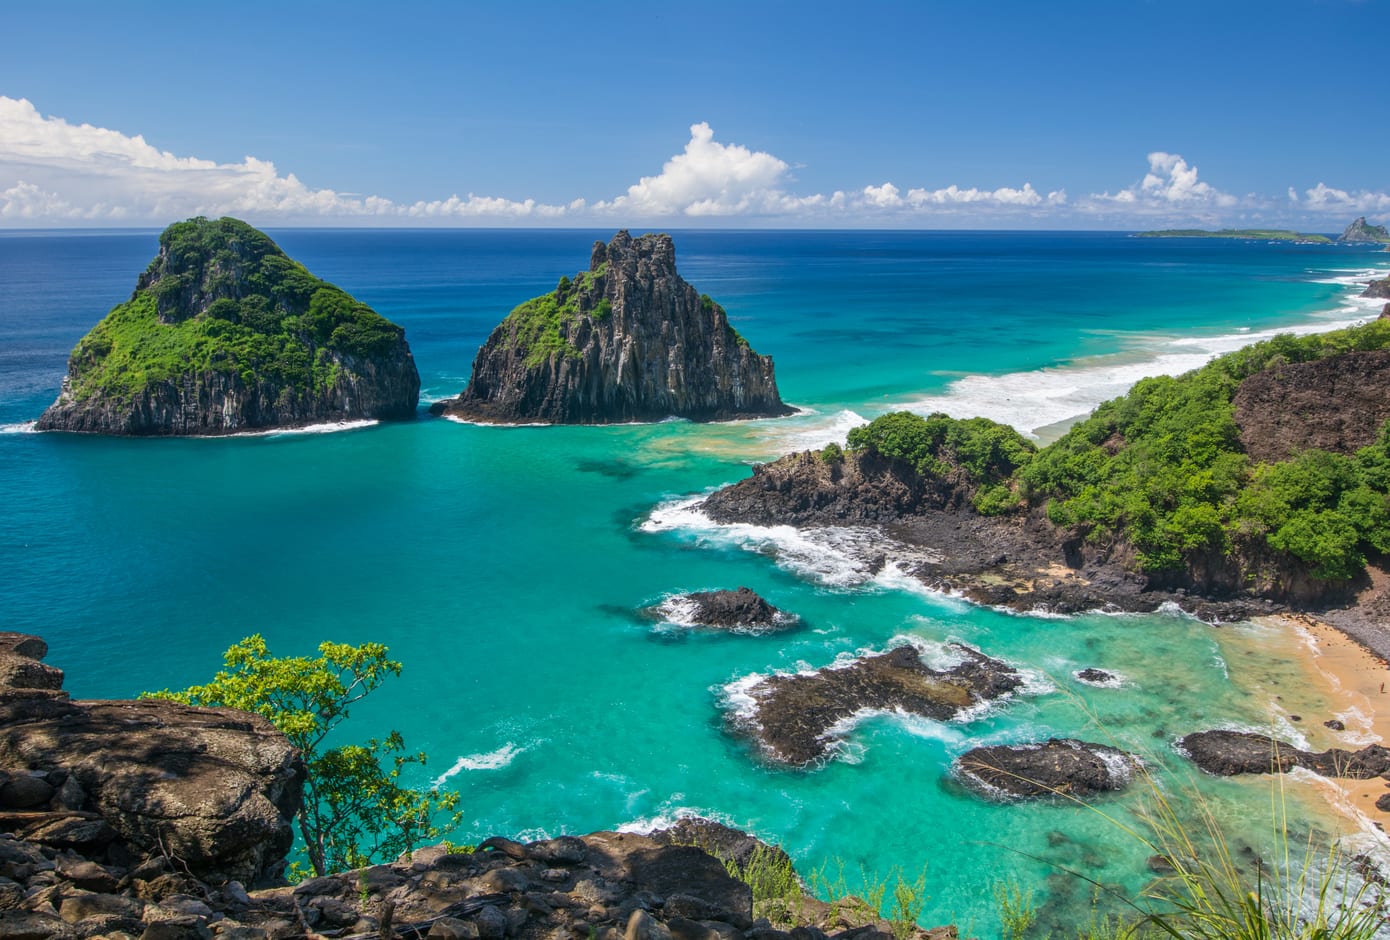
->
730, 643, 1024, 766
956, 739, 1139, 799
1073, 668, 1117, 686
1179, 730, 1390, 778
671, 588, 787, 630
1325, 719, 1346, 731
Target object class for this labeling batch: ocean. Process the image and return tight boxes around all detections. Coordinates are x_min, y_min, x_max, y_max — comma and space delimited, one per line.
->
2, 229, 1388, 934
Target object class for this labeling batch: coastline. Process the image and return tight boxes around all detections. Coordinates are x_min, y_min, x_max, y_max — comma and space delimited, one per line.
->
1266, 613, 1390, 837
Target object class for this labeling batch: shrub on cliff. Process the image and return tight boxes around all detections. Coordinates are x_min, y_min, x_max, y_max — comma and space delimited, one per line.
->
145, 635, 459, 877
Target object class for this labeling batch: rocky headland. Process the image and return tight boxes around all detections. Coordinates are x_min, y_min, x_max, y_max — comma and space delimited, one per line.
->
1338, 217, 1390, 244
1365, 277, 1390, 300
727, 644, 1024, 767
697, 320, 1390, 645
955, 739, 1139, 800
431, 232, 793, 424
36, 217, 420, 435
0, 634, 957, 940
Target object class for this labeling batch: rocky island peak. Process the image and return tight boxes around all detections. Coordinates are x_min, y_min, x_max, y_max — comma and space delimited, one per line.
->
37, 216, 420, 435
1337, 216, 1390, 244
431, 230, 793, 424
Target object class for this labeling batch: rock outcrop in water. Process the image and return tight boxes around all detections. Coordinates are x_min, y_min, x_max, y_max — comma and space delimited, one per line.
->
956, 739, 1138, 800
1338, 217, 1390, 244
37, 217, 420, 435
652, 587, 791, 631
431, 231, 793, 424
729, 643, 1024, 767
1178, 730, 1390, 779
1365, 276, 1390, 299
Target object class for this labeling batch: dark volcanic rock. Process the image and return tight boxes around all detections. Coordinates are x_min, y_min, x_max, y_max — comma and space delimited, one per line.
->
37, 217, 419, 436
1365, 277, 1390, 299
433, 231, 793, 424
956, 738, 1139, 800
1073, 668, 1119, 686
659, 587, 790, 630
1178, 730, 1390, 779
1233, 349, 1390, 462
731, 643, 1024, 767
0, 632, 303, 884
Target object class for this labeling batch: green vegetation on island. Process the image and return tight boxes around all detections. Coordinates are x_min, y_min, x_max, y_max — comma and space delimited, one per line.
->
504, 263, 609, 367
841, 318, 1390, 584
70, 218, 406, 402
1134, 229, 1333, 244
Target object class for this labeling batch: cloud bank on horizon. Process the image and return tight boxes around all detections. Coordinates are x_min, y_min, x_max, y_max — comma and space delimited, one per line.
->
2, 97, 1386, 229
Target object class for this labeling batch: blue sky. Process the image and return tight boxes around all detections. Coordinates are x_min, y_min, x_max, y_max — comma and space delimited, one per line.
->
2, 0, 1387, 228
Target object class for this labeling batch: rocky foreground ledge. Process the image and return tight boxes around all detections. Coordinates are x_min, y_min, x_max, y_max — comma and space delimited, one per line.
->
0, 634, 954, 940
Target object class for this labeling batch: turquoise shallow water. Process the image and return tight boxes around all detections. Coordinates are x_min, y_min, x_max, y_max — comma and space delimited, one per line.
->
2, 230, 1389, 934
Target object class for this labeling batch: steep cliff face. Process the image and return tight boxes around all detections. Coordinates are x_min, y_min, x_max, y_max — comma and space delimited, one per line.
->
433, 231, 793, 424
1337, 217, 1390, 243
37, 217, 420, 435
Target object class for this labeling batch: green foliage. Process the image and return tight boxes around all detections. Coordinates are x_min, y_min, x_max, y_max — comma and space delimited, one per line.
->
503, 262, 612, 366
820, 442, 845, 463
724, 845, 804, 927
846, 411, 1037, 486
144, 634, 459, 877
993, 879, 1039, 940
66, 217, 405, 405
1018, 319, 1390, 580
1134, 229, 1333, 244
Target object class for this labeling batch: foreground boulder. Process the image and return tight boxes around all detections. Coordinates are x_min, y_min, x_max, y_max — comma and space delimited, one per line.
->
0, 633, 303, 886
37, 216, 420, 435
432, 231, 794, 424
729, 644, 1024, 767
1178, 730, 1390, 778
956, 739, 1139, 800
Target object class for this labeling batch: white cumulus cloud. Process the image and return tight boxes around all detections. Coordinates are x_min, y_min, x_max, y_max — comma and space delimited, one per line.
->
595, 122, 793, 217
1297, 182, 1390, 215
1078, 151, 1239, 221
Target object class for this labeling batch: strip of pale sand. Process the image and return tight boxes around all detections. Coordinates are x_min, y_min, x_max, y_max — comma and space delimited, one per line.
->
1262, 613, 1390, 838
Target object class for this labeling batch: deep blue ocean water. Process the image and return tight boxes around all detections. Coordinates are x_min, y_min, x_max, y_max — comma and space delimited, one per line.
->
2, 229, 1388, 933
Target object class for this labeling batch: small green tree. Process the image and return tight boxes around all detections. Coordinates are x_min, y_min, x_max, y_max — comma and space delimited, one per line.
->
145, 634, 459, 876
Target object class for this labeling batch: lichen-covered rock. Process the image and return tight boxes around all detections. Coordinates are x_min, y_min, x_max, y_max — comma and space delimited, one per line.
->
0, 633, 303, 885
37, 216, 420, 435
433, 231, 792, 424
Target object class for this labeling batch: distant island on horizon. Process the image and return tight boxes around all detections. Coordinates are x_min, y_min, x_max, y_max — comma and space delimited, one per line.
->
1134, 228, 1333, 243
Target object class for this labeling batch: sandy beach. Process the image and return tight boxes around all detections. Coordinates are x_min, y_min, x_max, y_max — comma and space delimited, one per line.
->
1270, 614, 1390, 836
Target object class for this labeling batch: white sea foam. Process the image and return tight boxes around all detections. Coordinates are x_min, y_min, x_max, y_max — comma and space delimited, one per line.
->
758, 408, 868, 453
431, 742, 524, 786
243, 419, 379, 438
616, 805, 743, 836
0, 422, 36, 434
894, 269, 1385, 440
643, 496, 940, 589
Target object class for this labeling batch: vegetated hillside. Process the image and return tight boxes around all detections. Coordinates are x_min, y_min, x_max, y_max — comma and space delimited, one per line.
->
37, 216, 419, 435
432, 230, 792, 424
840, 319, 1390, 602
